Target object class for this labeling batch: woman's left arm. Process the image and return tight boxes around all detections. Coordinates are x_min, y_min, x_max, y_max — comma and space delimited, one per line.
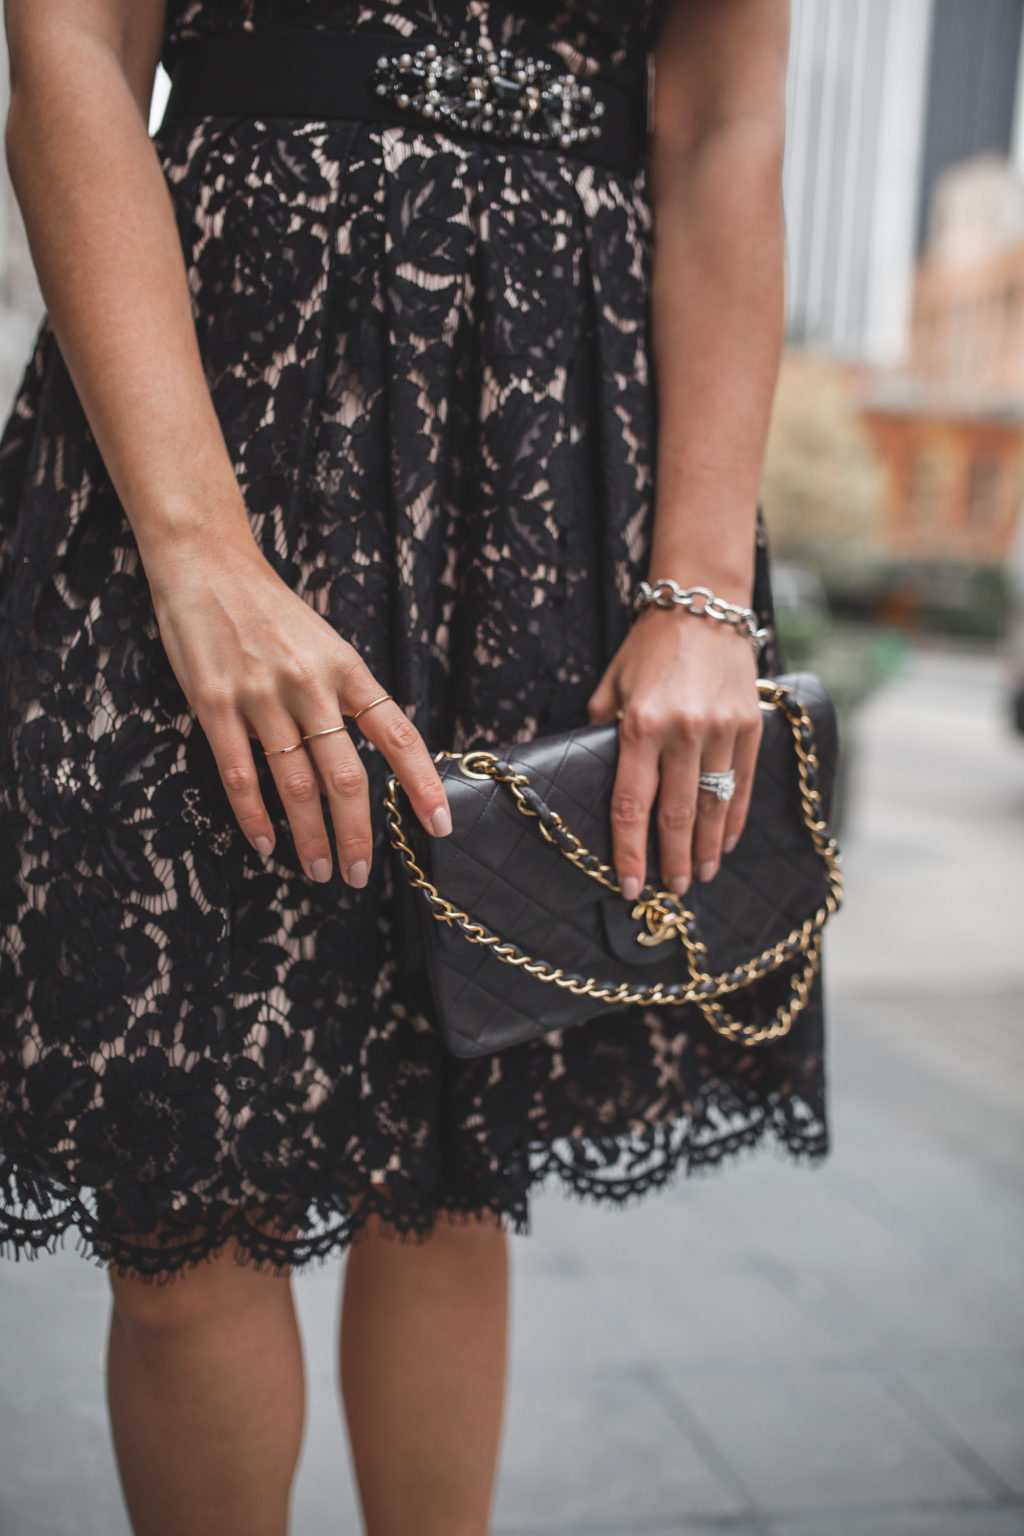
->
587, 0, 790, 900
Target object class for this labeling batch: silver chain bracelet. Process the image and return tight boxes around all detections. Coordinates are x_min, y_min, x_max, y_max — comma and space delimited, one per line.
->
632, 579, 771, 655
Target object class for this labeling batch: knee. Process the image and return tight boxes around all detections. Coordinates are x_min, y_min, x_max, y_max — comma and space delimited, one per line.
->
108, 1242, 287, 1343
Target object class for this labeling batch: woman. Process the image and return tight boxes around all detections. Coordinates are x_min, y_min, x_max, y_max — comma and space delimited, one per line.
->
0, 0, 824, 1532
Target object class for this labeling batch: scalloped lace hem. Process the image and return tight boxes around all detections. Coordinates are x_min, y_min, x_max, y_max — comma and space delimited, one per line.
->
0, 1102, 828, 1283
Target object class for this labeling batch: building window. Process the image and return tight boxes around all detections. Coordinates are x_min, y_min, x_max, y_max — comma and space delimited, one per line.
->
967, 456, 1000, 531
908, 450, 943, 534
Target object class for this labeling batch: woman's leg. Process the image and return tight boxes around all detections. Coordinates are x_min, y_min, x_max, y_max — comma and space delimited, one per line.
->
340, 1209, 510, 1536
106, 1236, 306, 1536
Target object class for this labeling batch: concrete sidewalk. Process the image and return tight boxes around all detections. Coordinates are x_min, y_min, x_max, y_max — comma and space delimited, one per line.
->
2, 644, 1023, 1536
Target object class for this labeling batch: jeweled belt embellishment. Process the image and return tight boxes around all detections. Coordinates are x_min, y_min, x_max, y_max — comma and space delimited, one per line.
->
371, 42, 605, 150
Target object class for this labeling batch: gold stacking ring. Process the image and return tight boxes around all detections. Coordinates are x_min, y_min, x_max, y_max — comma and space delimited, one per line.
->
301, 723, 349, 742
351, 693, 393, 722
263, 740, 305, 757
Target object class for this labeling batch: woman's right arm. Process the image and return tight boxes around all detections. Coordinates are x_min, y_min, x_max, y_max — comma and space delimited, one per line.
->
4, 0, 452, 885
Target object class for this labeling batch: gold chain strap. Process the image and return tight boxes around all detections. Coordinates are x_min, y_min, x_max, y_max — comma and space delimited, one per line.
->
383, 680, 843, 1046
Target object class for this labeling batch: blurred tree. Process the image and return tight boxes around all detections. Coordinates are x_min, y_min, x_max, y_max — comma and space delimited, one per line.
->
760, 351, 885, 559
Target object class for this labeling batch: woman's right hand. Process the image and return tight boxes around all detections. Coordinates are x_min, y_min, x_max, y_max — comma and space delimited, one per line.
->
149, 541, 452, 887
5, 7, 450, 894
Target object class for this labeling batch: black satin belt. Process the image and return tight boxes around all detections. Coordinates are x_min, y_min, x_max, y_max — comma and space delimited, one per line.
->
160, 29, 648, 177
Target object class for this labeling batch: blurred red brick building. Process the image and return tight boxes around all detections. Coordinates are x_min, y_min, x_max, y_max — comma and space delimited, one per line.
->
860, 156, 1024, 562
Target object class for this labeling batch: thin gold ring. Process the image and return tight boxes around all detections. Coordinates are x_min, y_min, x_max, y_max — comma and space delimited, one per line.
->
301, 723, 349, 742
351, 693, 393, 723
263, 741, 305, 757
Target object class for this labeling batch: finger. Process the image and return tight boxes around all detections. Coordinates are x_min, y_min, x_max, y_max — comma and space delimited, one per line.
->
691, 733, 737, 884
203, 709, 277, 857
722, 709, 763, 853
654, 735, 701, 896
258, 715, 334, 882
302, 722, 372, 888
348, 692, 451, 838
586, 674, 620, 725
610, 709, 661, 901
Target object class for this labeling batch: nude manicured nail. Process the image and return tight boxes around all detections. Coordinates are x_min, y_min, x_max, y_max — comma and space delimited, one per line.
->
697, 860, 718, 883
723, 834, 739, 855
429, 804, 453, 837
344, 860, 369, 889
253, 836, 273, 858
669, 874, 690, 896
620, 875, 642, 901
310, 857, 332, 883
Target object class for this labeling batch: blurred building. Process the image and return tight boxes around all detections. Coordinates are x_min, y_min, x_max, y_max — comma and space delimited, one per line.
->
781, 0, 1024, 565
861, 156, 1024, 562
913, 157, 1024, 401
784, 0, 1024, 371
917, 0, 1024, 253
783, 0, 933, 368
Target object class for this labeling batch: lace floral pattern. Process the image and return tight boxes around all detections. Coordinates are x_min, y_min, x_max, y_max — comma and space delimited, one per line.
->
0, 0, 828, 1281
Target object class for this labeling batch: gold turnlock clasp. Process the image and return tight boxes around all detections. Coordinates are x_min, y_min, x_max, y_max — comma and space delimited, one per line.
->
631, 897, 688, 947
458, 750, 499, 780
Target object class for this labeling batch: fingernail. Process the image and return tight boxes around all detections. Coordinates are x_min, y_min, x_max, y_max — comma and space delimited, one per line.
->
253, 836, 273, 858
344, 859, 369, 889
429, 804, 453, 837
310, 857, 332, 883
697, 860, 718, 883
669, 874, 690, 896
723, 834, 739, 855
620, 875, 642, 901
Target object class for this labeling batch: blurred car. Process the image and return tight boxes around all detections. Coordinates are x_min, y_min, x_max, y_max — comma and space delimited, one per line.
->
768, 562, 852, 832
1006, 508, 1024, 735
770, 559, 832, 674
771, 560, 830, 622
768, 557, 910, 836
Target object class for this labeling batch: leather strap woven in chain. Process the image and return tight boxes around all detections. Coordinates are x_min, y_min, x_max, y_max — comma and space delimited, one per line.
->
384, 680, 843, 1046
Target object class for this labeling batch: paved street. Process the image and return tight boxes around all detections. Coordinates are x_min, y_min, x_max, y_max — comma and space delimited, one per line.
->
1, 641, 1023, 1536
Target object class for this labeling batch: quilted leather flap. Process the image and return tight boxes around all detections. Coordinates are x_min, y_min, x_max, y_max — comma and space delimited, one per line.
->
414, 674, 838, 978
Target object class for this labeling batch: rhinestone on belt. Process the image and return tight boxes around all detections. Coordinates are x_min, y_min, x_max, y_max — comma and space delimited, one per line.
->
371, 42, 605, 150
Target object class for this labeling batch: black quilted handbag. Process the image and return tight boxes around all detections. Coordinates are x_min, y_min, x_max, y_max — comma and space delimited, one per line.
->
383, 673, 843, 1058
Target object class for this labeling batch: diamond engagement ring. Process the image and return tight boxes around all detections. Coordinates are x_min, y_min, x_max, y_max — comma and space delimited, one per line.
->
698, 770, 737, 803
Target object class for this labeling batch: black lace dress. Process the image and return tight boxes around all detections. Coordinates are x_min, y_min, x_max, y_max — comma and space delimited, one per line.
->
0, 0, 829, 1280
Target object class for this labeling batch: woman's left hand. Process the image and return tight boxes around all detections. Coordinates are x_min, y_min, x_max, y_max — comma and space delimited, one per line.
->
586, 607, 763, 900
